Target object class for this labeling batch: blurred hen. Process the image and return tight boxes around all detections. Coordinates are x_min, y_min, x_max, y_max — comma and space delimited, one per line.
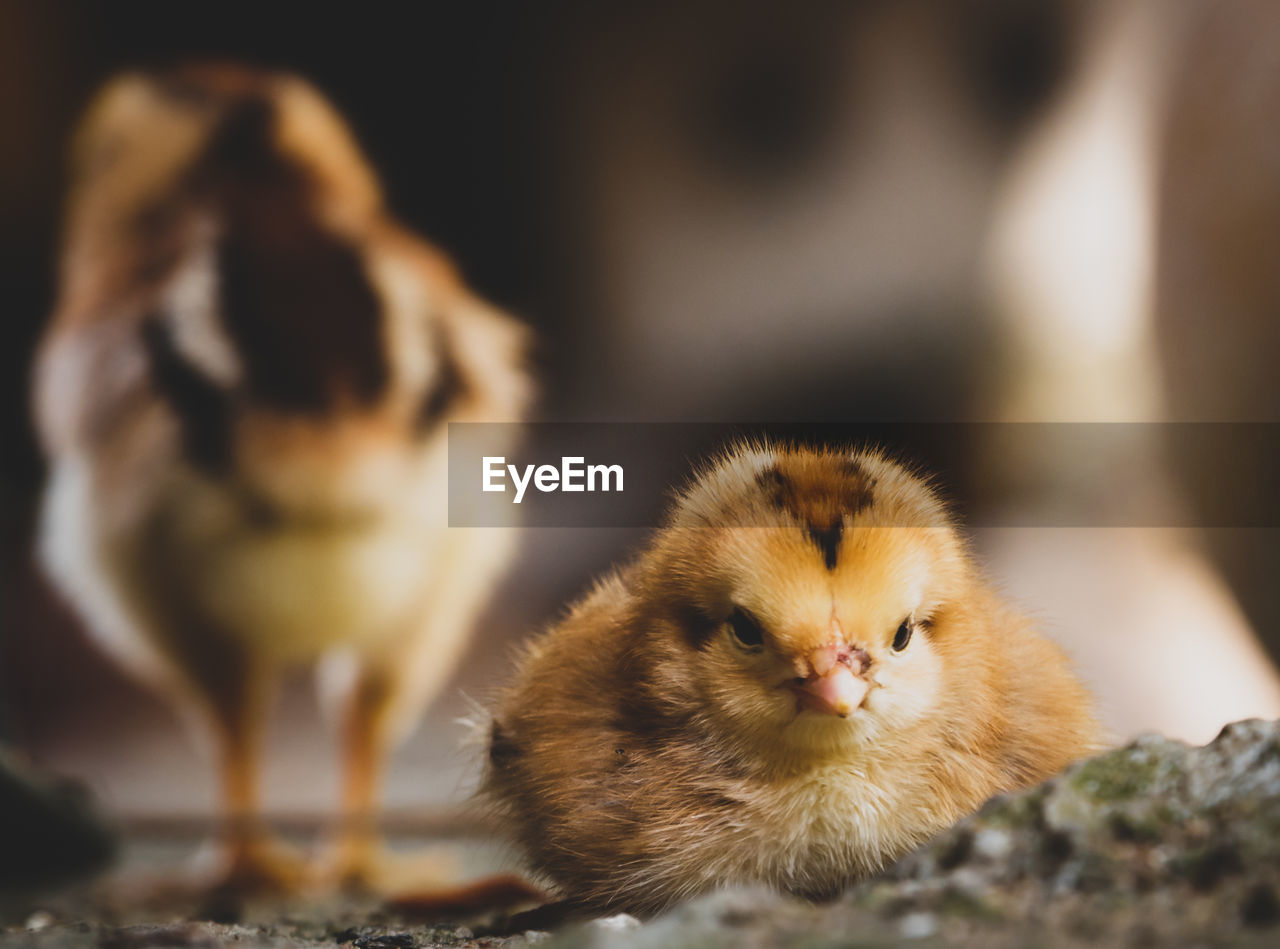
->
32, 64, 531, 890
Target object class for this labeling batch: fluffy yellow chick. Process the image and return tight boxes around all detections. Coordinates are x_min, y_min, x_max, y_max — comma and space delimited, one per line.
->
33, 64, 531, 892
484, 444, 1101, 918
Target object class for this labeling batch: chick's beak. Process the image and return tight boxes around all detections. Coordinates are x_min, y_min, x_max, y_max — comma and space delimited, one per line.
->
795, 645, 870, 718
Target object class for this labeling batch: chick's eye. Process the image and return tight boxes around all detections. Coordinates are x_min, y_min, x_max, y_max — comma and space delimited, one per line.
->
727, 607, 765, 651
892, 618, 914, 652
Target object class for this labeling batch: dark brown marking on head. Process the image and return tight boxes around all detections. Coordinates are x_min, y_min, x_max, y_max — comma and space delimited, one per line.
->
416, 324, 466, 433
808, 521, 844, 570
756, 456, 875, 535
141, 314, 233, 473
755, 465, 791, 511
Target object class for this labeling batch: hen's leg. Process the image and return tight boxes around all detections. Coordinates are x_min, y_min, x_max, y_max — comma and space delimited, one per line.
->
329, 666, 397, 887
324, 529, 520, 892
325, 653, 463, 890
191, 652, 309, 895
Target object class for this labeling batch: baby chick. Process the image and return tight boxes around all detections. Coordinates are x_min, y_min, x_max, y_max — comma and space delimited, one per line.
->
484, 444, 1101, 917
33, 64, 531, 891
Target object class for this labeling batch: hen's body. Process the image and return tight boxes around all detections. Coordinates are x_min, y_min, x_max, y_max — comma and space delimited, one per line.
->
486, 445, 1100, 916
35, 64, 531, 890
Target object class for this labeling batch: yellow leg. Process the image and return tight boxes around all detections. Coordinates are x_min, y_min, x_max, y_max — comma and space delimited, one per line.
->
202, 664, 309, 896
325, 669, 455, 893
332, 671, 388, 886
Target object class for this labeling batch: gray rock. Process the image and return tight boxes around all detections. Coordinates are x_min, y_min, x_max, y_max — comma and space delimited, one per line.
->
546, 718, 1280, 947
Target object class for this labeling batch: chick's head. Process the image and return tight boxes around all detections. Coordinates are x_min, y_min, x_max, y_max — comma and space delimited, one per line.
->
635, 445, 972, 761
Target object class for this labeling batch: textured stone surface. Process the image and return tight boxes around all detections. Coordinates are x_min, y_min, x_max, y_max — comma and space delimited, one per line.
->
8, 720, 1280, 947
565, 719, 1280, 948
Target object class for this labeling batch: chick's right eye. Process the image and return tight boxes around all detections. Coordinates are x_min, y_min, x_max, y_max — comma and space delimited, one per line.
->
727, 607, 765, 651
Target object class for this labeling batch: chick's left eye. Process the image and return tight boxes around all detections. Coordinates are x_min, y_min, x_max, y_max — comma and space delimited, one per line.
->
727, 607, 765, 651
892, 618, 914, 652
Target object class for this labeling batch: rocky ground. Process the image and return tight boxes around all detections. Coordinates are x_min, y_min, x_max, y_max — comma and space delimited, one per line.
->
7, 719, 1280, 947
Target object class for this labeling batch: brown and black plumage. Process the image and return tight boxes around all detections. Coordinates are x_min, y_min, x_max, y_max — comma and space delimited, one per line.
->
484, 443, 1101, 917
